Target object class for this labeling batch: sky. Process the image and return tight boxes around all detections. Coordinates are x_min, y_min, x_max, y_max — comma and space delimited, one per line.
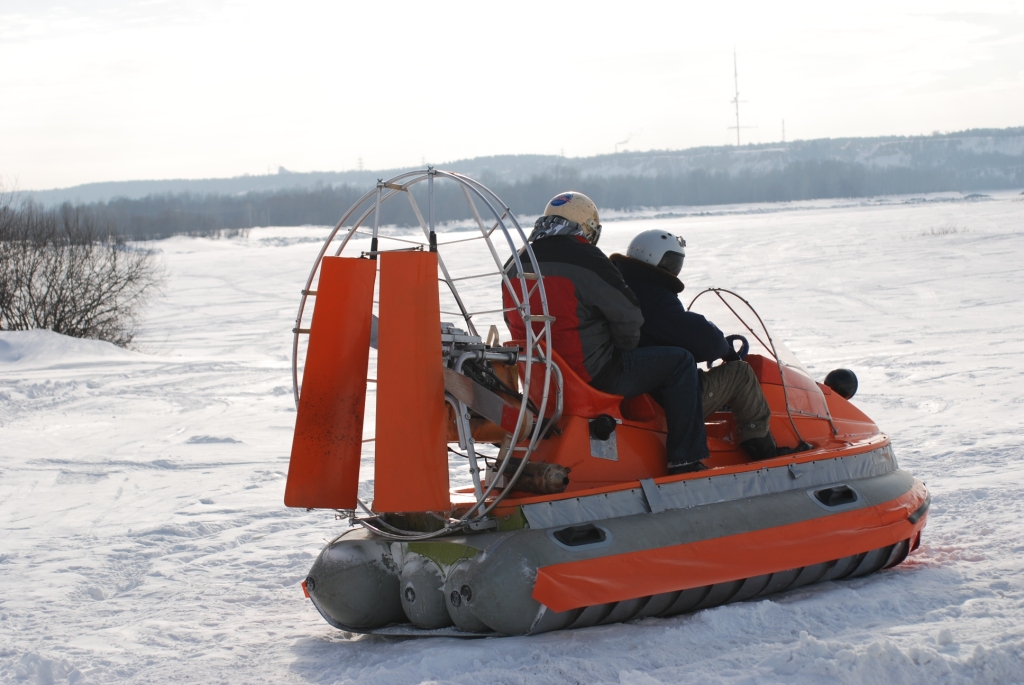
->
2, 0, 1023, 191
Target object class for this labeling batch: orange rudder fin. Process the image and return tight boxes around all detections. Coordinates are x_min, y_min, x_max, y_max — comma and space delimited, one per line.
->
284, 256, 376, 509
373, 251, 450, 513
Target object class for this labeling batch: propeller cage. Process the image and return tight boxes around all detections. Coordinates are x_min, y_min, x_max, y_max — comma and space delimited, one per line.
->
291, 169, 557, 539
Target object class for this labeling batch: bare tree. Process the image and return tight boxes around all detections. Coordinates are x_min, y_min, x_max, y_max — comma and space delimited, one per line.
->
0, 194, 163, 347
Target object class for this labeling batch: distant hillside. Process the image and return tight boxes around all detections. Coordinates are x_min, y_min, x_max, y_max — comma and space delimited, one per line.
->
24, 157, 563, 206
27, 127, 1024, 205
18, 127, 1024, 239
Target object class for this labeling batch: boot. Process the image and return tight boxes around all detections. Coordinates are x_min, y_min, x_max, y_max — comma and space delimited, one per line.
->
667, 461, 708, 475
776, 441, 814, 456
740, 433, 778, 461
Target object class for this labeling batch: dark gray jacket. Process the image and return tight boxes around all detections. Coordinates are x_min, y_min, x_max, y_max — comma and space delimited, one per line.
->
503, 235, 643, 388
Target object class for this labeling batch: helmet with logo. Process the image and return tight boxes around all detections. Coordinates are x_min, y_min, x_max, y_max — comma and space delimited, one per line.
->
626, 229, 686, 275
542, 191, 602, 245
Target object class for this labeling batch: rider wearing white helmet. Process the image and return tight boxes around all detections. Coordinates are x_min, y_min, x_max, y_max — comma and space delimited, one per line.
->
611, 229, 779, 461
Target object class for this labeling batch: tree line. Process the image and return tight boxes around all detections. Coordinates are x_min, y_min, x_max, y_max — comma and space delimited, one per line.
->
28, 160, 1023, 240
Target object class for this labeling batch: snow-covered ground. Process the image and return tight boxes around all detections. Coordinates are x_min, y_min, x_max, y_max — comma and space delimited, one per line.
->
2, 190, 1023, 684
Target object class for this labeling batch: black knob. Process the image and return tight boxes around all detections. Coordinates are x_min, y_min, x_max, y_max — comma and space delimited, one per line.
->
589, 414, 617, 441
824, 368, 858, 400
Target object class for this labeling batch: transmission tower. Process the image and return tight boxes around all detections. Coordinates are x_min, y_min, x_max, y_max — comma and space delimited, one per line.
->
728, 49, 755, 146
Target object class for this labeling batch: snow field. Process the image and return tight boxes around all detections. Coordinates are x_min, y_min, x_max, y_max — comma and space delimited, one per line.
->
1, 192, 1023, 684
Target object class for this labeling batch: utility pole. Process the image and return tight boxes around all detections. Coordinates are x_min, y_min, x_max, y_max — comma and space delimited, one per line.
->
782, 119, 786, 143
357, 156, 364, 171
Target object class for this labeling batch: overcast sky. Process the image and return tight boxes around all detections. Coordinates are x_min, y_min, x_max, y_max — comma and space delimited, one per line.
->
2, 0, 1023, 190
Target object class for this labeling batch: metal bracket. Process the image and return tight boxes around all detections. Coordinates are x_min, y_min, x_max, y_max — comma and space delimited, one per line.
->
466, 518, 498, 531
360, 246, 424, 257
639, 478, 666, 513
590, 431, 618, 461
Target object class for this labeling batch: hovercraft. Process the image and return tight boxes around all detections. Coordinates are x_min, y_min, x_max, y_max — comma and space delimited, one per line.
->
284, 170, 929, 636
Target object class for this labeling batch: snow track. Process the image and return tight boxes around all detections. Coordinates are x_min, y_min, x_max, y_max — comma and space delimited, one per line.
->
2, 193, 1023, 684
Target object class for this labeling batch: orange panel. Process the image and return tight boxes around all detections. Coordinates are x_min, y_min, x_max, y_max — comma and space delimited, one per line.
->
373, 251, 450, 513
533, 482, 928, 612
525, 417, 668, 490
285, 257, 376, 509
823, 391, 880, 439
746, 354, 783, 384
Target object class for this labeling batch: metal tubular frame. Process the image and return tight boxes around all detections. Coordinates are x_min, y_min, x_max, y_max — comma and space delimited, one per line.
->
291, 169, 555, 538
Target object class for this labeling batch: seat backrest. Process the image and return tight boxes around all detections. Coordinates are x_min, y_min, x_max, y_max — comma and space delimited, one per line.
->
509, 341, 624, 420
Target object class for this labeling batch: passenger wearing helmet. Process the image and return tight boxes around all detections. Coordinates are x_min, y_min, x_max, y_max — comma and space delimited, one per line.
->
504, 193, 709, 472
611, 230, 779, 461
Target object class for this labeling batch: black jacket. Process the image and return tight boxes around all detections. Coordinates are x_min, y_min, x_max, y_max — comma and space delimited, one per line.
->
504, 236, 643, 388
610, 254, 729, 363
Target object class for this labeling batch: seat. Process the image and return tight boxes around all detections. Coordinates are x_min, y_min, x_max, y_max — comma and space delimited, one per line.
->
508, 341, 666, 430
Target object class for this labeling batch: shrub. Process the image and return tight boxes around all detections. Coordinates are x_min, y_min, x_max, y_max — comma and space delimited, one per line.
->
0, 195, 163, 347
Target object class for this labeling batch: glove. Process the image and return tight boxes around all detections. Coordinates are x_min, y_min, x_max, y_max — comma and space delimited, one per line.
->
722, 334, 750, 363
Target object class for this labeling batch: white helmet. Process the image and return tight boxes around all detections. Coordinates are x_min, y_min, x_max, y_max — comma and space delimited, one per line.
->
543, 191, 601, 244
627, 229, 686, 275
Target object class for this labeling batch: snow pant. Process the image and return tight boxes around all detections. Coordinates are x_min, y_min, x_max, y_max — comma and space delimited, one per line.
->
594, 346, 709, 466
698, 361, 772, 443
